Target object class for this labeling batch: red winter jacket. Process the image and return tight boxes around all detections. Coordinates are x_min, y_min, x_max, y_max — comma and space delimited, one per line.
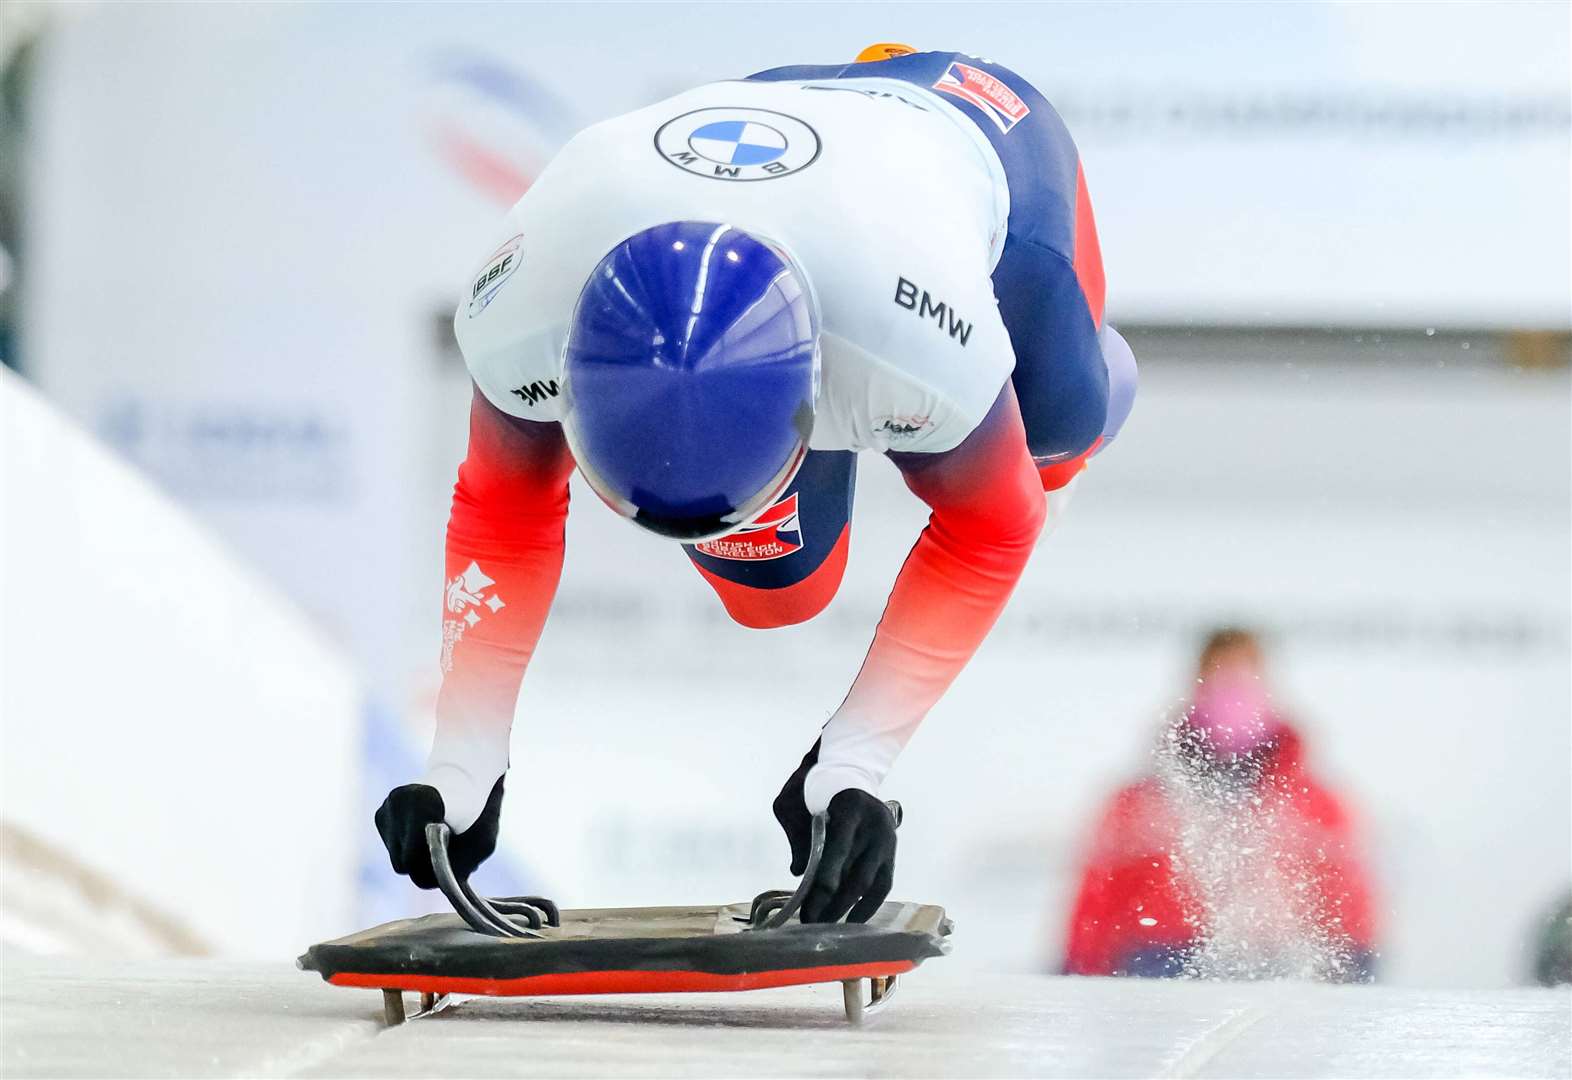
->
1061, 727, 1379, 979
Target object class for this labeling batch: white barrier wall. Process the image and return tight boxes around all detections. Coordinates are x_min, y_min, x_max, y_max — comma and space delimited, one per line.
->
1, 370, 363, 957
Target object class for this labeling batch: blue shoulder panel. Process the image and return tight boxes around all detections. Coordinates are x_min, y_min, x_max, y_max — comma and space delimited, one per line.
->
750, 53, 1109, 463
747, 52, 1078, 256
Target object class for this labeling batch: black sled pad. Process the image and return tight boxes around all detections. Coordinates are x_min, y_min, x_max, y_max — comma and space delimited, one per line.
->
304, 813, 949, 1022
299, 898, 951, 999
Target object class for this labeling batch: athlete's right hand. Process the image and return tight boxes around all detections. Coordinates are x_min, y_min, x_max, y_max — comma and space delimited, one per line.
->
374, 775, 505, 888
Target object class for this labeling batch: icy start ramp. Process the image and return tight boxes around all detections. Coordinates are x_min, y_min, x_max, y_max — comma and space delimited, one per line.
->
2, 957, 1567, 1078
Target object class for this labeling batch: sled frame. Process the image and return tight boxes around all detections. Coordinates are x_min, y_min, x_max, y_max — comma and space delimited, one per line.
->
340, 801, 924, 1026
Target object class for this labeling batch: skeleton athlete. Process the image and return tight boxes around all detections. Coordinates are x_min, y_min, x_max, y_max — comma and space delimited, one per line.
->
377, 44, 1138, 923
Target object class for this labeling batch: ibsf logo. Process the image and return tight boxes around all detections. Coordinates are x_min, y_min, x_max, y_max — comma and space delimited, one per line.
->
694, 493, 804, 561
654, 108, 821, 182
467, 235, 523, 318
931, 62, 1031, 134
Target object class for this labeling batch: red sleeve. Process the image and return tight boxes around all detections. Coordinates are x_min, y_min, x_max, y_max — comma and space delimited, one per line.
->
425, 386, 574, 831
1063, 792, 1133, 976
803, 383, 1047, 811
1300, 781, 1381, 952
1062, 782, 1194, 975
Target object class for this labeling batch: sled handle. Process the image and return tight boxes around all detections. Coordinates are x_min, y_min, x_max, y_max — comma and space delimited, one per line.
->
491, 896, 561, 927
756, 800, 901, 930
426, 823, 548, 938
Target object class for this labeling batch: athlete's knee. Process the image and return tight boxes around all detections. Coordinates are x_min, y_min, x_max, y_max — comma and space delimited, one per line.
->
1017, 328, 1109, 467
1038, 442, 1096, 492
1029, 323, 1137, 484
694, 525, 851, 629
1025, 387, 1105, 475
712, 580, 836, 629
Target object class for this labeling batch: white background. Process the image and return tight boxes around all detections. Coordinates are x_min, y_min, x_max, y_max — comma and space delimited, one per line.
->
10, 1, 1570, 986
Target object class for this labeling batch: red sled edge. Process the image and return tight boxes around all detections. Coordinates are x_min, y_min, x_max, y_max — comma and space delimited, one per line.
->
328, 959, 917, 998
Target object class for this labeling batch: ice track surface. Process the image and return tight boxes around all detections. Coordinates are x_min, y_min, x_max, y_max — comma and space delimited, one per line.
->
2, 957, 1568, 1078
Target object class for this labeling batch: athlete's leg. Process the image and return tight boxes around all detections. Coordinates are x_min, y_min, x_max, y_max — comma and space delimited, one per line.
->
1031, 324, 1140, 491
995, 238, 1109, 485
684, 450, 857, 629
946, 59, 1134, 492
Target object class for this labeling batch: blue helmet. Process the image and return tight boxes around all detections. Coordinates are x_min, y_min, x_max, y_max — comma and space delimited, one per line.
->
562, 221, 820, 541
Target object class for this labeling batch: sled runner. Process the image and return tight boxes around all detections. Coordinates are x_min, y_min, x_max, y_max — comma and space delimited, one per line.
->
299, 808, 952, 1025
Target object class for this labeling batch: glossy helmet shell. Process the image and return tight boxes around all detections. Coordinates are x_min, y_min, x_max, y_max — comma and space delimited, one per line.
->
562, 222, 818, 540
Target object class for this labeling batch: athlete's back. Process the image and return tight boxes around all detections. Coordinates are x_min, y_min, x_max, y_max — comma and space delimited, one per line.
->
457, 74, 1017, 454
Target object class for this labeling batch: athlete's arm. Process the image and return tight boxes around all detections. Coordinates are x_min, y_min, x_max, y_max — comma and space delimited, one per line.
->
803, 381, 1046, 813
424, 385, 575, 832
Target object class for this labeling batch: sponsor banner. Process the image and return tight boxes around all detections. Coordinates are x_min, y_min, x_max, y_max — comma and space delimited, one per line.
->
97, 397, 352, 502
932, 61, 1031, 134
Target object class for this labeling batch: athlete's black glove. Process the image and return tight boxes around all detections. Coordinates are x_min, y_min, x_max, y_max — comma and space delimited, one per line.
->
772, 740, 822, 877
375, 775, 505, 889
772, 740, 898, 924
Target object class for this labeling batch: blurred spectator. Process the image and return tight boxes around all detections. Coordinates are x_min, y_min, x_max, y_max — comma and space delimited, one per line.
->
1529, 890, 1572, 986
1061, 628, 1379, 981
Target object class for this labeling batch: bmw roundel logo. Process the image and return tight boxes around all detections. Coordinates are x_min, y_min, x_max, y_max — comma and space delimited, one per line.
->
654, 108, 820, 182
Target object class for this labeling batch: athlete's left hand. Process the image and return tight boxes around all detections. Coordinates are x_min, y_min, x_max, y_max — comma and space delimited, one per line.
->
772, 740, 822, 878
773, 744, 898, 924
801, 789, 898, 923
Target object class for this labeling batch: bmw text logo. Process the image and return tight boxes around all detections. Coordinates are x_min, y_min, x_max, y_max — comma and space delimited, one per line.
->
654, 108, 820, 182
